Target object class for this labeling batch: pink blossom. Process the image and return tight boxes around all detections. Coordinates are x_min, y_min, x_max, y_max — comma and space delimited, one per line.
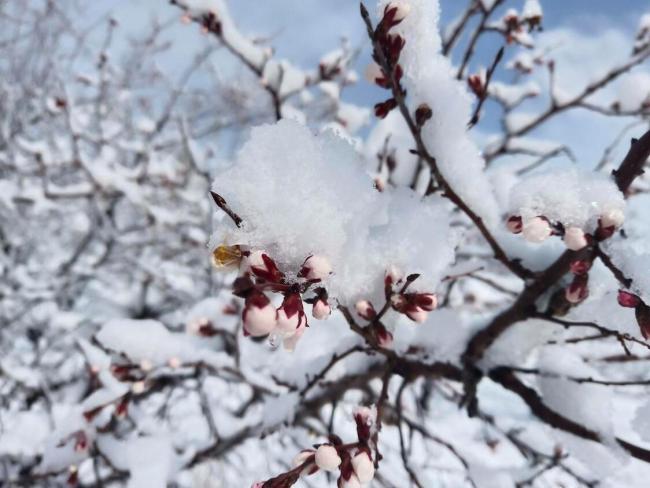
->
312, 298, 331, 320
242, 290, 277, 336
351, 451, 375, 483
563, 227, 588, 251
355, 300, 376, 320
276, 293, 307, 334
299, 254, 332, 282
314, 444, 341, 471
522, 216, 551, 243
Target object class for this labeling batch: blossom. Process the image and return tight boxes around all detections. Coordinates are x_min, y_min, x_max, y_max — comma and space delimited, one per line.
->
312, 298, 331, 320
355, 300, 376, 320
563, 227, 588, 251
242, 290, 277, 336
276, 292, 307, 335
618, 290, 641, 308
351, 451, 375, 483
299, 254, 332, 281
314, 444, 341, 471
522, 216, 551, 243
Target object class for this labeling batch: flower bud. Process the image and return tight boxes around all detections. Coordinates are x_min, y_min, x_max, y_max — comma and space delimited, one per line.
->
340, 473, 362, 488
283, 320, 306, 352
618, 290, 641, 308
292, 449, 315, 467
376, 324, 393, 348
139, 359, 153, 372
506, 215, 523, 234
131, 381, 146, 394
168, 357, 181, 369
351, 451, 375, 483
636, 302, 650, 339
383, 1, 411, 26
563, 227, 588, 251
314, 444, 341, 471
565, 275, 588, 304
355, 300, 376, 320
312, 298, 331, 320
276, 293, 307, 334
406, 306, 428, 323
522, 216, 551, 243
242, 290, 277, 336
414, 293, 438, 311
243, 250, 284, 283
415, 104, 433, 127
385, 265, 404, 287
600, 208, 625, 229
299, 254, 332, 282
74, 431, 88, 452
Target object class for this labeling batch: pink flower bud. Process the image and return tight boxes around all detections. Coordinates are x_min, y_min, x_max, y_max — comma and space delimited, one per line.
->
243, 250, 284, 283
355, 300, 376, 320
312, 298, 331, 320
600, 208, 625, 229
276, 293, 307, 334
351, 451, 375, 483
414, 293, 438, 312
292, 449, 315, 467
242, 291, 277, 337
563, 227, 588, 251
618, 290, 641, 308
406, 306, 428, 323
314, 444, 341, 471
283, 320, 306, 352
385, 265, 404, 287
364, 62, 385, 85
376, 324, 393, 348
384, 1, 411, 24
299, 254, 332, 282
636, 303, 650, 340
340, 473, 362, 488
353, 406, 376, 443
506, 215, 523, 234
74, 431, 88, 452
522, 217, 551, 243
565, 275, 588, 304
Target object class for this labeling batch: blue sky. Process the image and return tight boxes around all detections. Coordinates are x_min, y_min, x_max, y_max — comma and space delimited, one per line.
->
83, 0, 650, 167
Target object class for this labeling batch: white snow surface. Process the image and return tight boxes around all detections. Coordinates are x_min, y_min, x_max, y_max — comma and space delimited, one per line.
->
509, 167, 624, 229
211, 120, 457, 303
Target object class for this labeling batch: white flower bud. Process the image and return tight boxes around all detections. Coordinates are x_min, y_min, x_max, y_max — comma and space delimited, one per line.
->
600, 208, 625, 228
388, 1, 411, 22
364, 62, 383, 83
385, 264, 404, 286
312, 299, 331, 320
341, 474, 362, 488
522, 217, 551, 243
355, 300, 376, 320
300, 255, 332, 281
314, 444, 341, 471
131, 381, 146, 394
243, 291, 277, 337
563, 227, 588, 251
242, 250, 267, 273
351, 451, 375, 483
168, 357, 181, 369
139, 359, 153, 372
406, 306, 428, 323
292, 449, 315, 467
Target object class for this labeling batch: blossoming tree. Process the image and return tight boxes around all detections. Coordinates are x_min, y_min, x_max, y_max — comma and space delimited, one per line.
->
3, 0, 650, 487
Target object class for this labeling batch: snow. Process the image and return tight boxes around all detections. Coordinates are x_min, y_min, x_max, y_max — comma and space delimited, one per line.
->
509, 167, 625, 230
488, 80, 540, 108
522, 0, 542, 20
96, 318, 230, 368
605, 241, 650, 303
616, 72, 650, 111
210, 119, 456, 303
378, 0, 501, 227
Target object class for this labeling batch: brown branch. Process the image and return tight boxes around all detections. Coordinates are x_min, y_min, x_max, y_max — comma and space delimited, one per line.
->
210, 190, 243, 228
468, 45, 505, 127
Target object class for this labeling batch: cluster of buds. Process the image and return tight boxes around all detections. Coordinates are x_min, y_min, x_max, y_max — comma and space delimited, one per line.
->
367, 2, 410, 118
252, 406, 378, 488
618, 290, 650, 339
352, 267, 438, 348
224, 248, 332, 350
501, 4, 541, 43
506, 209, 625, 249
